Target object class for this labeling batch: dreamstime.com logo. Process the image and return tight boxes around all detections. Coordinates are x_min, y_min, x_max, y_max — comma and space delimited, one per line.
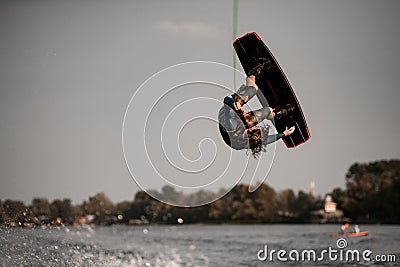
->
257, 238, 397, 263
122, 61, 279, 207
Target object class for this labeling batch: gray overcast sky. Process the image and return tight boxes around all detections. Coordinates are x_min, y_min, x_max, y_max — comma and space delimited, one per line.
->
1, 0, 399, 204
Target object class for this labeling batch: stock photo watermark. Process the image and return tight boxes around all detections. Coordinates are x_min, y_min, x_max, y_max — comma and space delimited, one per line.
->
257, 238, 397, 263
122, 61, 278, 207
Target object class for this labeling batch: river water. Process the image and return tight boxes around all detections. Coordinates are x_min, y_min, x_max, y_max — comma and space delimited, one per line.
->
1, 224, 399, 266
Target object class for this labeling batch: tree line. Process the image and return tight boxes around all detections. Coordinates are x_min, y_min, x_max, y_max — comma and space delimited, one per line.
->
0, 159, 398, 226
330, 159, 400, 223
0, 185, 318, 227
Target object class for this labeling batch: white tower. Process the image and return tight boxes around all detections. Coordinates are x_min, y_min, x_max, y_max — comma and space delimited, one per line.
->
310, 179, 315, 197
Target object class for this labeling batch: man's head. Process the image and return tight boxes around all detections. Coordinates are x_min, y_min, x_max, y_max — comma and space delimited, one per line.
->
246, 127, 264, 158
233, 94, 246, 110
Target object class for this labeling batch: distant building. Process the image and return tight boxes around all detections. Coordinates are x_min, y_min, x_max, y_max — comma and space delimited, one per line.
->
311, 195, 344, 223
310, 179, 315, 198
324, 195, 337, 213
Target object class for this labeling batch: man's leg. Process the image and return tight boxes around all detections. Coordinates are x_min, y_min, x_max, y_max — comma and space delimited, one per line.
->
246, 75, 258, 89
235, 75, 258, 103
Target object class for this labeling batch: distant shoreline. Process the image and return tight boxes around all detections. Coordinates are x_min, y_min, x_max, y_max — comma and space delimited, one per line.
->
2, 160, 399, 227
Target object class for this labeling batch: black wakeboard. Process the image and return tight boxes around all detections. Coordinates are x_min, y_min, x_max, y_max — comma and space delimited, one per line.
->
233, 32, 310, 148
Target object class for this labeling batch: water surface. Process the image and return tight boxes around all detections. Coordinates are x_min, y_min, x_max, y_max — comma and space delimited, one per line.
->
1, 224, 399, 266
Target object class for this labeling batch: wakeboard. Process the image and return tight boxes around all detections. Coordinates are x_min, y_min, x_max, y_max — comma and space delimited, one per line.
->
233, 32, 310, 148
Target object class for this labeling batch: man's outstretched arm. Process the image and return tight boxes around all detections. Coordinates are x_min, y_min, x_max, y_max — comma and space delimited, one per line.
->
263, 126, 295, 145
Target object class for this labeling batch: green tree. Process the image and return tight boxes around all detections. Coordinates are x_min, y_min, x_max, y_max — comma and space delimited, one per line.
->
131, 191, 163, 223
0, 200, 3, 224
160, 185, 184, 205
82, 193, 115, 225
2, 200, 28, 225
208, 197, 233, 221
252, 183, 278, 222
115, 201, 133, 223
345, 160, 400, 222
50, 199, 72, 223
295, 191, 314, 222
330, 187, 347, 210
230, 184, 257, 221
31, 198, 51, 223
277, 189, 297, 220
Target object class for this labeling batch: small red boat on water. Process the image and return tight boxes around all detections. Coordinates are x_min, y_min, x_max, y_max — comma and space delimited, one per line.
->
329, 231, 369, 237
